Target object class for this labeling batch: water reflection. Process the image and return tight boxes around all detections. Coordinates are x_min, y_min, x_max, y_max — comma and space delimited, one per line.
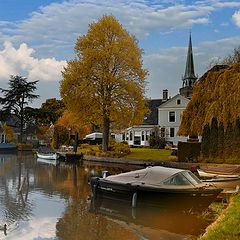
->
0, 154, 214, 240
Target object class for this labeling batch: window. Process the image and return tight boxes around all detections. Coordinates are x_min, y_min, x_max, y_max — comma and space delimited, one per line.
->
141, 131, 145, 141
169, 111, 175, 122
170, 128, 175, 137
130, 131, 133, 141
177, 99, 181, 105
146, 131, 150, 141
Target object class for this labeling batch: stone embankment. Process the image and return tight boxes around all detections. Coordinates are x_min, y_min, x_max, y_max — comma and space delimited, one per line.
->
83, 155, 240, 172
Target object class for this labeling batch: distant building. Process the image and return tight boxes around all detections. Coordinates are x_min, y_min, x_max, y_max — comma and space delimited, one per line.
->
124, 33, 197, 146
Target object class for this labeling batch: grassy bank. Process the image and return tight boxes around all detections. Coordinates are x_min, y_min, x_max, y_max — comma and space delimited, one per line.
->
126, 148, 171, 161
199, 194, 240, 240
78, 145, 172, 161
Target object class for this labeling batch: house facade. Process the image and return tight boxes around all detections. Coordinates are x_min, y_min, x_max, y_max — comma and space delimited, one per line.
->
158, 94, 189, 145
124, 99, 163, 146
124, 33, 197, 147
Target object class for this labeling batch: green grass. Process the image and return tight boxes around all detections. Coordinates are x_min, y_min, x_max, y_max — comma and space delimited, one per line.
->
199, 194, 240, 240
78, 145, 172, 161
126, 148, 171, 161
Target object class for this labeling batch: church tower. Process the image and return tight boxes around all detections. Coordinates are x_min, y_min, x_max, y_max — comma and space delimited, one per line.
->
179, 33, 197, 98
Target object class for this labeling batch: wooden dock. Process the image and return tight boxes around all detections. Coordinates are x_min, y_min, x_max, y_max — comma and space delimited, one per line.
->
58, 152, 84, 163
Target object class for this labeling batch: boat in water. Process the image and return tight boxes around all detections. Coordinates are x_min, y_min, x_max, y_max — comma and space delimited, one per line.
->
90, 166, 222, 212
36, 152, 59, 160
197, 168, 239, 179
203, 177, 240, 190
36, 146, 59, 160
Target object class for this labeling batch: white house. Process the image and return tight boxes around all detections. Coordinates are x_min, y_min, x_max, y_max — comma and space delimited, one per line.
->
124, 33, 197, 147
158, 94, 189, 145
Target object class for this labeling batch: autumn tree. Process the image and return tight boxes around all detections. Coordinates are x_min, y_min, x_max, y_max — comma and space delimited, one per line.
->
60, 15, 148, 151
178, 63, 240, 161
0, 75, 39, 143
57, 110, 91, 140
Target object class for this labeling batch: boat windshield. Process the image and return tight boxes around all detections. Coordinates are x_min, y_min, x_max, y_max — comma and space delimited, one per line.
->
182, 171, 202, 185
163, 171, 201, 186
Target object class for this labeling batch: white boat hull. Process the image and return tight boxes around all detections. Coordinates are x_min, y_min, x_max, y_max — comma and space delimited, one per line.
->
197, 169, 239, 179
37, 152, 58, 160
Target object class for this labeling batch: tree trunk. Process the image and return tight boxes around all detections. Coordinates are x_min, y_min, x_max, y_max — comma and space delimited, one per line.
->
102, 116, 110, 152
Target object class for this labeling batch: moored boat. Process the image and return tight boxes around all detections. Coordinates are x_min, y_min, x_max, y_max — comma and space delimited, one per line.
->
203, 176, 240, 190
36, 146, 59, 160
197, 168, 239, 179
90, 166, 222, 212
36, 152, 59, 160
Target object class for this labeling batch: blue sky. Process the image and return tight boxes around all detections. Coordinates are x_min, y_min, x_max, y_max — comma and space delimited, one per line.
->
0, 0, 240, 107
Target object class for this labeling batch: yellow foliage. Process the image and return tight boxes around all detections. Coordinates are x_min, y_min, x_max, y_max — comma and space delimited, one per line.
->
179, 63, 240, 136
57, 110, 91, 139
60, 15, 148, 131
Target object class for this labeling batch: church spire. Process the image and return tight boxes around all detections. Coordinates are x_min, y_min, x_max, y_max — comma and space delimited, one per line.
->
182, 33, 197, 88
180, 33, 197, 98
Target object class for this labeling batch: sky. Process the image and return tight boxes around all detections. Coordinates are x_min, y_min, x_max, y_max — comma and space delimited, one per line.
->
0, 0, 240, 107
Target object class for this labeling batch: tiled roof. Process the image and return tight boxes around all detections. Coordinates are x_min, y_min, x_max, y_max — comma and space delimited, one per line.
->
143, 99, 163, 125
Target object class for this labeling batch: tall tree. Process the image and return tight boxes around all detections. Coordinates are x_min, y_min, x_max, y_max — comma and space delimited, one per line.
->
60, 15, 148, 151
0, 75, 39, 143
178, 63, 240, 161
40, 98, 65, 124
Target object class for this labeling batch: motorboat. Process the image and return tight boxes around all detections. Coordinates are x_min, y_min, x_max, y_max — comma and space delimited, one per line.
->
90, 166, 222, 212
197, 168, 239, 179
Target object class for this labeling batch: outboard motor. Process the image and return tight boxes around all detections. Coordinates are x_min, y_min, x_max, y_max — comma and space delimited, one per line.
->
102, 170, 110, 178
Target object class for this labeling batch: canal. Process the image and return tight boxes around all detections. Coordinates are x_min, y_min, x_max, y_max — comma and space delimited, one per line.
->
0, 153, 215, 240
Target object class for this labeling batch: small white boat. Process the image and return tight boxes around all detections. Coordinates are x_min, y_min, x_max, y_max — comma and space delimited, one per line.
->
36, 152, 59, 160
197, 168, 239, 179
203, 177, 240, 189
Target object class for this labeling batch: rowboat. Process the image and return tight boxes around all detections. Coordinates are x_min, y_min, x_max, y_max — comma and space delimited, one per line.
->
197, 168, 239, 179
90, 166, 222, 212
36, 152, 59, 160
203, 177, 240, 189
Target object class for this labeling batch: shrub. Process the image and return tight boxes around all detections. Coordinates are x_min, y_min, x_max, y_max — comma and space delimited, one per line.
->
80, 143, 92, 149
112, 142, 131, 154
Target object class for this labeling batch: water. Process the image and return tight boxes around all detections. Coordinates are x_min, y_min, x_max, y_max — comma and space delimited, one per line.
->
0, 153, 214, 240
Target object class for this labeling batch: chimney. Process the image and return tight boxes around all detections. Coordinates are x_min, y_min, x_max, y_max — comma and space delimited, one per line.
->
163, 89, 168, 101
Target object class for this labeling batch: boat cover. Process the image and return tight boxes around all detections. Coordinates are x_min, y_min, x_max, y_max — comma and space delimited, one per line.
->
105, 166, 203, 188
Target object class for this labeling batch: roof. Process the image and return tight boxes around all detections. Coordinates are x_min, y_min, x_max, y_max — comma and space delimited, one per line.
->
158, 94, 190, 109
143, 99, 163, 125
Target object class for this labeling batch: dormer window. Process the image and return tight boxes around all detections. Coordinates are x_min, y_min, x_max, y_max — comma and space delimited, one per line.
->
177, 99, 181, 105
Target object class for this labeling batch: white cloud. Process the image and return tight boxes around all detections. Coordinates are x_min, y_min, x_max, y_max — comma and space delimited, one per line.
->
0, 0, 217, 58
0, 41, 66, 82
232, 10, 240, 27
